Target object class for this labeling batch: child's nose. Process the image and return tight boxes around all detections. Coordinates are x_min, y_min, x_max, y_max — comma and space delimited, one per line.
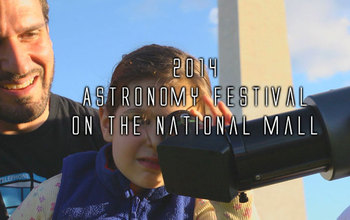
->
142, 121, 162, 150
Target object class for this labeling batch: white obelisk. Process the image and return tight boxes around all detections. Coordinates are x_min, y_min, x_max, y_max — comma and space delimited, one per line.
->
218, 0, 306, 219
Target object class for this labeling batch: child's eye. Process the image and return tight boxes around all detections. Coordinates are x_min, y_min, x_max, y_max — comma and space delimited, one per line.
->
140, 115, 151, 125
124, 113, 151, 125
123, 113, 138, 124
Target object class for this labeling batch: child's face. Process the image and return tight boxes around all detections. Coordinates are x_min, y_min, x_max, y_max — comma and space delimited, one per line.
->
100, 80, 199, 190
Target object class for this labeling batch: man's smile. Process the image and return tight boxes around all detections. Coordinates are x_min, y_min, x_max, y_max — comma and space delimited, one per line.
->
0, 76, 36, 90
0, 74, 40, 97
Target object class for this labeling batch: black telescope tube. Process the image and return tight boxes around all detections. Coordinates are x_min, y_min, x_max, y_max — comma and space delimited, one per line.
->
158, 86, 350, 202
305, 86, 350, 180
231, 106, 330, 191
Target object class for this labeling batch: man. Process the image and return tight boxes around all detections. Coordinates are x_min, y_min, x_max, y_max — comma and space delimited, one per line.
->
0, 0, 105, 217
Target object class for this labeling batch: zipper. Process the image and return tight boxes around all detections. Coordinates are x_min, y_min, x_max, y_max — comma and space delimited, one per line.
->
130, 196, 140, 220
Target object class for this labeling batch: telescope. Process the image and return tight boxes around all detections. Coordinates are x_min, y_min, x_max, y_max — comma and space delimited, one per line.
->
157, 86, 350, 202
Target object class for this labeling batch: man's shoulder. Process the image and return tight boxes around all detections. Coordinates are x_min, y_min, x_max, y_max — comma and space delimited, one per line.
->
50, 93, 98, 117
47, 93, 105, 151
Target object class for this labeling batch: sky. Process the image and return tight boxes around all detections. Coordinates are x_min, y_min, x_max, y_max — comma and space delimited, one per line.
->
48, 0, 350, 219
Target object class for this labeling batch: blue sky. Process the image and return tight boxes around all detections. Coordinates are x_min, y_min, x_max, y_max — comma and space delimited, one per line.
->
48, 0, 350, 219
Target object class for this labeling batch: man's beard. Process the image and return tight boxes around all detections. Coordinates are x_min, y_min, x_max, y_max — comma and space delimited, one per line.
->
0, 67, 53, 124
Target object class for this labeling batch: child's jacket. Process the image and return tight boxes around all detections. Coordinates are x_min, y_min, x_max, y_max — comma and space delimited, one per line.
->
53, 144, 195, 219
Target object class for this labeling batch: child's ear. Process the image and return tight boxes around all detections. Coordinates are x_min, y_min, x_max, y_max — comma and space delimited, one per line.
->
99, 107, 113, 142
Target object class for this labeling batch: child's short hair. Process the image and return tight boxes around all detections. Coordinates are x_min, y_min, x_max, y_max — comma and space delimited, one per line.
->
106, 44, 212, 115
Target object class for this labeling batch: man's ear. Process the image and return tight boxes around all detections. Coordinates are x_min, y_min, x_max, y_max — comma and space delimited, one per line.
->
99, 107, 113, 142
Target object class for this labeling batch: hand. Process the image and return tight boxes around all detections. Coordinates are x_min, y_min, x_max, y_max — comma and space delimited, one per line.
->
188, 95, 232, 126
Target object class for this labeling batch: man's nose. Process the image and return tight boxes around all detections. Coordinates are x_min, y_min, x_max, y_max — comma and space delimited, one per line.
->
0, 39, 31, 75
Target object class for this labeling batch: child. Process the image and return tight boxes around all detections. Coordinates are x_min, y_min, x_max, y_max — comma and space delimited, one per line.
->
11, 45, 258, 219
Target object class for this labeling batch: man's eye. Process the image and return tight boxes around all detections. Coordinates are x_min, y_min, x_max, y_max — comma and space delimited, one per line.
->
20, 31, 40, 40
